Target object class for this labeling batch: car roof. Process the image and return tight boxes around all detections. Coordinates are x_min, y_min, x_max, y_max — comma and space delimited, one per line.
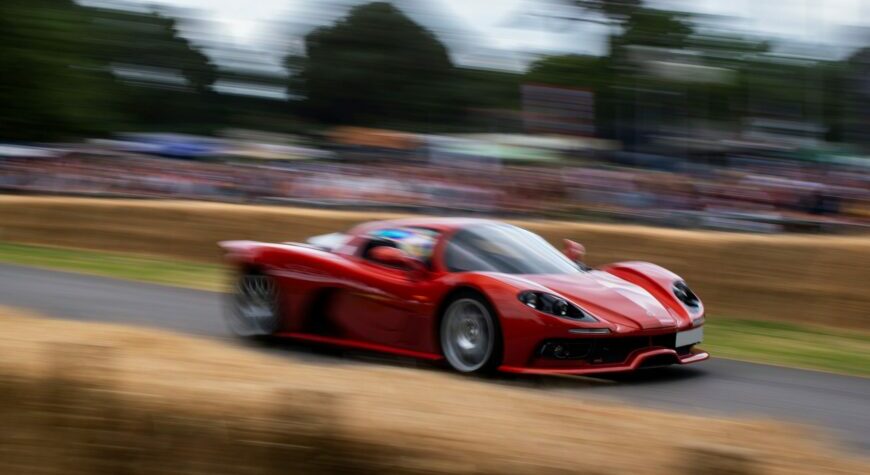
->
350, 217, 503, 235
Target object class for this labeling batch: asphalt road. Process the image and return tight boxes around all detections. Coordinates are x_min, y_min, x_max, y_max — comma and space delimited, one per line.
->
1, 263, 868, 453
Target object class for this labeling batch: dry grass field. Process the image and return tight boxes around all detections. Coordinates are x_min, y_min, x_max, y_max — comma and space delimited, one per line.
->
0, 307, 867, 475
1, 196, 868, 328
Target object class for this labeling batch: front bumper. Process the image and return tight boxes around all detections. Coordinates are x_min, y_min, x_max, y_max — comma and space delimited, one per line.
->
498, 347, 709, 376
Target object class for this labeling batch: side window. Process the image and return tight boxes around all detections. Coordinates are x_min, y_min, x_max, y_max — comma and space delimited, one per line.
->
363, 227, 439, 266
443, 233, 498, 273
360, 238, 398, 261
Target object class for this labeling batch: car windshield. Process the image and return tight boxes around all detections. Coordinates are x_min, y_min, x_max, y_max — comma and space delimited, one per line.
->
443, 224, 581, 274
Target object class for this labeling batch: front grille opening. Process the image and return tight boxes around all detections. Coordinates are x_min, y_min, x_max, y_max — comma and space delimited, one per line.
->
639, 354, 679, 368
676, 345, 694, 356
539, 333, 681, 364
651, 333, 676, 348
539, 341, 594, 360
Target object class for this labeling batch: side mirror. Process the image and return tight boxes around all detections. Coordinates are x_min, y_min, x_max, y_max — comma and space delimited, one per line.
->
369, 246, 427, 277
562, 239, 586, 263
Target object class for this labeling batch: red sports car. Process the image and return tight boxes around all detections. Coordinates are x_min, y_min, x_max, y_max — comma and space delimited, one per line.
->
221, 218, 708, 375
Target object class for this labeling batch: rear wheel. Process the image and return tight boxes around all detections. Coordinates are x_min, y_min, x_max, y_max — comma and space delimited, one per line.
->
440, 293, 500, 373
226, 270, 280, 337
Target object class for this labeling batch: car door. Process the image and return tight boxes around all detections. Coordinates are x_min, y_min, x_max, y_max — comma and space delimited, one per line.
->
328, 237, 434, 349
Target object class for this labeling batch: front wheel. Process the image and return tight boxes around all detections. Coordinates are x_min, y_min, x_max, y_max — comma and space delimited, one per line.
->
440, 294, 501, 373
226, 270, 281, 337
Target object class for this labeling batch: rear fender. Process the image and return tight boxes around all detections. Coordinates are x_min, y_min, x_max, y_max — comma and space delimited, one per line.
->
219, 240, 267, 268
219, 240, 340, 269
219, 240, 356, 333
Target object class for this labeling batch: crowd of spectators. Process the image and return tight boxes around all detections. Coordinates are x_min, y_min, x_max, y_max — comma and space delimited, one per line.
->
1, 148, 868, 233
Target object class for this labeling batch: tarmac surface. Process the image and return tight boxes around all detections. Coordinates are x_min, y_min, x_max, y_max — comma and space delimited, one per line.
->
1, 263, 867, 453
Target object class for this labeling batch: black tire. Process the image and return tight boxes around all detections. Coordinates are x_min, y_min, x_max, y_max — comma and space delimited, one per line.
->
439, 290, 502, 374
225, 269, 281, 337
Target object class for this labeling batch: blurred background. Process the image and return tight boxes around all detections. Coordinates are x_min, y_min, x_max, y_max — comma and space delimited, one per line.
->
1, 0, 868, 233
1, 3, 870, 472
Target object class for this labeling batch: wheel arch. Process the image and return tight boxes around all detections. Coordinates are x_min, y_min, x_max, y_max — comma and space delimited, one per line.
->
435, 285, 491, 327
434, 285, 504, 368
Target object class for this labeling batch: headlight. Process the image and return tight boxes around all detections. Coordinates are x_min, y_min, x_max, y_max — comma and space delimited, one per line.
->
673, 280, 700, 311
518, 291, 596, 321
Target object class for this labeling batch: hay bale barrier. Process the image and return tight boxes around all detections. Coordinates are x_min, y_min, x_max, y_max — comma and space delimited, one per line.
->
1, 196, 869, 328
0, 308, 866, 475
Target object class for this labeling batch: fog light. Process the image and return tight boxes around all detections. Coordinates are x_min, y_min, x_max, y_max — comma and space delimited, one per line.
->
540, 341, 593, 359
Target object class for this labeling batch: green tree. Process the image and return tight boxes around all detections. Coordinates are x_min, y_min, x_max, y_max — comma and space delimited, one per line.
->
612, 8, 693, 53
457, 68, 522, 110
0, 1, 222, 140
526, 3, 694, 140
525, 55, 605, 89
92, 6, 221, 133
287, 2, 462, 127
0, 0, 123, 140
839, 47, 870, 146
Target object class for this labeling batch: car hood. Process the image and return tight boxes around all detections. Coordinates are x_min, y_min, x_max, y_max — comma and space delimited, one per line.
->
496, 271, 681, 331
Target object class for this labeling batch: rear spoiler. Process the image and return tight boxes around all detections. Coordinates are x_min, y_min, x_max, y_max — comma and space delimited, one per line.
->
219, 235, 349, 261
218, 240, 261, 253
218, 240, 264, 265
305, 232, 349, 252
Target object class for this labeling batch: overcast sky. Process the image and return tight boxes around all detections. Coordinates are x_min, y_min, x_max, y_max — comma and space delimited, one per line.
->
115, 0, 869, 72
